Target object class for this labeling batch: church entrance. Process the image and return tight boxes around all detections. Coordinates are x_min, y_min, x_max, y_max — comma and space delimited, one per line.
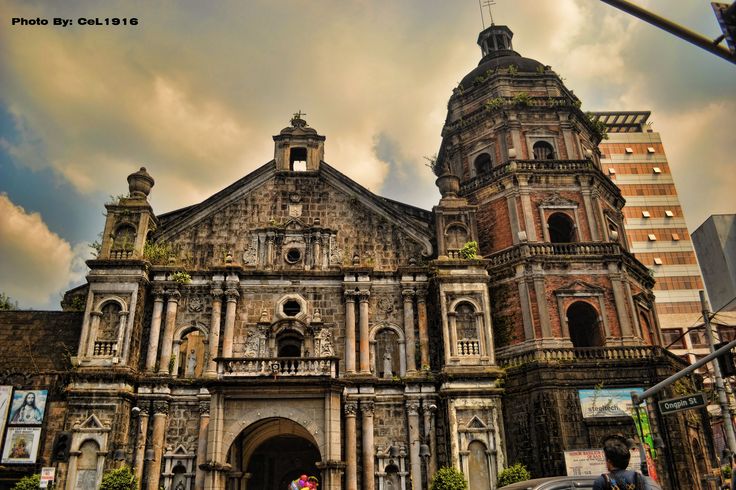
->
227, 417, 321, 490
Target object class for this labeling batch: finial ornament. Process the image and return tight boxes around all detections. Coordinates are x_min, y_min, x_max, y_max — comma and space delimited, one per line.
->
291, 110, 308, 128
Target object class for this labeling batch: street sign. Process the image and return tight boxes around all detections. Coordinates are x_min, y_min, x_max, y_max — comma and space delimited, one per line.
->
658, 392, 707, 415
40, 467, 55, 488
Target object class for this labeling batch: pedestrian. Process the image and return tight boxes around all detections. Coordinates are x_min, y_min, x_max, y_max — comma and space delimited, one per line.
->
592, 435, 661, 490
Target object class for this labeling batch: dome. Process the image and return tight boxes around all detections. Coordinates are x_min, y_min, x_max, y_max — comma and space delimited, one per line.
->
459, 51, 545, 89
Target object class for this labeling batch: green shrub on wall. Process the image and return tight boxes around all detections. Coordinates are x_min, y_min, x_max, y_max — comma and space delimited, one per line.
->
430, 466, 468, 490
12, 475, 42, 490
497, 462, 531, 487
100, 465, 137, 490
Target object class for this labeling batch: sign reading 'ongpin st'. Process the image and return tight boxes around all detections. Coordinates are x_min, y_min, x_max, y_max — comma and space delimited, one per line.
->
658, 392, 707, 415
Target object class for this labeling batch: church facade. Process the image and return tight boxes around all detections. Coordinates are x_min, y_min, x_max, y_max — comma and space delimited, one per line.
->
0, 25, 716, 490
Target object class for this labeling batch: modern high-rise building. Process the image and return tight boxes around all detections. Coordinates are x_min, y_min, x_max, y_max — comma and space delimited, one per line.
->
593, 112, 736, 364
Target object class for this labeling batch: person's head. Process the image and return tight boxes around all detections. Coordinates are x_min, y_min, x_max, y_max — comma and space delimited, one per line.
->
602, 435, 631, 470
24, 393, 35, 405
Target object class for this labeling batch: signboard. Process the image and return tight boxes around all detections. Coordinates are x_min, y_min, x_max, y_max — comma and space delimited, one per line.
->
578, 388, 643, 419
0, 386, 12, 438
564, 448, 642, 476
658, 392, 707, 414
1, 427, 42, 464
40, 467, 56, 488
712, 2, 735, 52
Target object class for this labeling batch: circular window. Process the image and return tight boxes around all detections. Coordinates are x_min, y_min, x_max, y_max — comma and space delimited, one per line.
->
283, 300, 301, 317
285, 248, 302, 264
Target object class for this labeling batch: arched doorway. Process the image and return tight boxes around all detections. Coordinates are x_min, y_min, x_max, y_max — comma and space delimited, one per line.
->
228, 418, 321, 489
567, 301, 603, 347
547, 212, 576, 243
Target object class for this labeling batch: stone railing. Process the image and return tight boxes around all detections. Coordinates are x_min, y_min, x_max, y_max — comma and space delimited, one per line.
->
93, 341, 117, 357
498, 345, 659, 368
458, 340, 480, 356
218, 357, 339, 378
109, 249, 134, 259
487, 242, 621, 268
461, 159, 595, 194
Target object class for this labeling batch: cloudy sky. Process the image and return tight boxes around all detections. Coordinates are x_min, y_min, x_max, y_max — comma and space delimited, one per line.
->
1, 0, 734, 309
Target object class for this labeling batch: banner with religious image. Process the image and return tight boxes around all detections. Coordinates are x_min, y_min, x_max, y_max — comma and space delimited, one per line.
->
0, 386, 12, 437
8, 389, 47, 425
1, 427, 42, 464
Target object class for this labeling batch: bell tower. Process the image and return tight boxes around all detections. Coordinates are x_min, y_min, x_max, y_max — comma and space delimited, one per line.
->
273, 112, 325, 172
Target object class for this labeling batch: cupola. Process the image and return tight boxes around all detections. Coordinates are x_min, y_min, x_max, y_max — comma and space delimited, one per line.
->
273, 112, 325, 172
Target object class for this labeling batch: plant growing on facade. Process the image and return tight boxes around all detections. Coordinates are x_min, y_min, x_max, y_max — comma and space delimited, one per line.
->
459, 241, 479, 259
485, 97, 505, 111
586, 112, 609, 140
511, 92, 532, 107
497, 463, 531, 487
0, 292, 18, 311
171, 271, 191, 284
144, 241, 174, 265
507, 64, 518, 76
99, 465, 137, 490
430, 467, 468, 490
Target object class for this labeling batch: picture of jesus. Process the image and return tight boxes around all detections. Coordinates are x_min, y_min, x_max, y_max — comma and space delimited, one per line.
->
8, 390, 47, 425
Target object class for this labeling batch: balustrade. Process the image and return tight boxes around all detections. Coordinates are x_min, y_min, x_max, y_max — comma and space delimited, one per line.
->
93, 340, 117, 357
457, 340, 480, 356
218, 357, 338, 378
498, 345, 660, 368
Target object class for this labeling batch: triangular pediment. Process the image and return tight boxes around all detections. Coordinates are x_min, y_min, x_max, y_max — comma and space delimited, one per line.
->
467, 416, 486, 429
174, 444, 188, 455
80, 414, 105, 429
555, 280, 604, 295
540, 192, 578, 208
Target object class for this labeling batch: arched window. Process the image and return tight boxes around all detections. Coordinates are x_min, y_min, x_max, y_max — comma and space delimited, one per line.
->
376, 329, 400, 379
455, 302, 480, 356
639, 312, 655, 345
277, 332, 303, 357
177, 330, 206, 378
567, 301, 603, 348
533, 141, 555, 160
112, 224, 136, 251
445, 224, 469, 251
547, 212, 576, 243
98, 302, 121, 340
75, 440, 100, 490
290, 147, 307, 171
384, 464, 401, 490
171, 462, 187, 490
474, 153, 492, 176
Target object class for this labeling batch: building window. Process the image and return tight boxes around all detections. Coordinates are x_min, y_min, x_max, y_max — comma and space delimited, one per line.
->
455, 302, 480, 356
719, 326, 736, 343
112, 224, 136, 251
608, 167, 616, 175
652, 167, 662, 174
445, 224, 469, 251
664, 210, 674, 217
567, 301, 603, 348
653, 257, 663, 265
662, 328, 685, 348
548, 213, 576, 243
532, 141, 555, 160
285, 248, 302, 264
283, 300, 301, 317
689, 329, 707, 348
647, 147, 656, 153
474, 153, 492, 175
642, 211, 650, 218
289, 147, 307, 171
671, 233, 680, 241
647, 234, 657, 241
277, 332, 303, 357
625, 147, 634, 154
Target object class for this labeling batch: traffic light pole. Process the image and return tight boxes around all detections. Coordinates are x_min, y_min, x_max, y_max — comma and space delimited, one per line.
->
701, 290, 736, 456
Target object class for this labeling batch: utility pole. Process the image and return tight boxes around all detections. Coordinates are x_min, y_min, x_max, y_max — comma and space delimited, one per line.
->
701, 290, 736, 455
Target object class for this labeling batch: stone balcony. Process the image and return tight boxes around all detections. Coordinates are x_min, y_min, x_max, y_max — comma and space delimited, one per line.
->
217, 357, 339, 378
497, 345, 685, 369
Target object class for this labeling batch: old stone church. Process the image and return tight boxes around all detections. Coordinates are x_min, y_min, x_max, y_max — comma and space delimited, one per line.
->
0, 25, 716, 490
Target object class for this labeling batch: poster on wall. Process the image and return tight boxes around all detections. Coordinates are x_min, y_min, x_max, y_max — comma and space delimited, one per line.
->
564, 448, 642, 476
1, 427, 42, 464
7, 389, 47, 425
0, 386, 12, 436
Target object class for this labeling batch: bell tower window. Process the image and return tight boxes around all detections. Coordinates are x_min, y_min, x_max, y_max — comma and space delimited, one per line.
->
473, 153, 492, 176
547, 213, 576, 243
533, 141, 555, 160
290, 147, 308, 171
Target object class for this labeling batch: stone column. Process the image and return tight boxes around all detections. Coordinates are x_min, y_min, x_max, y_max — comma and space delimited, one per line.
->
117, 310, 130, 361
133, 407, 149, 490
344, 292, 356, 374
406, 400, 422, 490
205, 288, 223, 376
608, 263, 633, 338
423, 402, 438, 478
158, 290, 180, 374
402, 289, 417, 374
87, 311, 102, 356
195, 399, 210, 490
358, 292, 371, 374
531, 266, 552, 338
361, 401, 375, 490
221, 286, 240, 358
146, 288, 165, 371
416, 289, 429, 371
581, 187, 600, 241
146, 400, 169, 490
344, 402, 358, 490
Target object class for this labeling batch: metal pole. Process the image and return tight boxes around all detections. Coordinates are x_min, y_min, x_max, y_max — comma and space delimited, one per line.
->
600, 0, 736, 64
701, 290, 736, 456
